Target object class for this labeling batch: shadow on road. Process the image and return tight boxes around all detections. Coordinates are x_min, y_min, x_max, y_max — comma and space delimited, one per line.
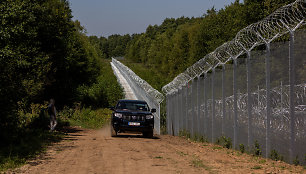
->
115, 133, 160, 139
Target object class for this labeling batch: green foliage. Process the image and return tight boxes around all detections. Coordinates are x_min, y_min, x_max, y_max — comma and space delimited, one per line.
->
88, 34, 131, 59
198, 135, 208, 143
270, 149, 284, 161
239, 144, 245, 153
60, 106, 112, 129
0, 122, 65, 172
0, 0, 123, 138
0, 0, 123, 171
216, 136, 232, 149
253, 140, 262, 156
76, 59, 124, 108
251, 165, 262, 170
0, 0, 100, 138
293, 156, 300, 166
96, 0, 296, 95
179, 129, 191, 139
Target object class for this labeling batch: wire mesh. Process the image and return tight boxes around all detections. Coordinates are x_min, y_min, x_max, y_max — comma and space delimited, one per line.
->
163, 0, 305, 164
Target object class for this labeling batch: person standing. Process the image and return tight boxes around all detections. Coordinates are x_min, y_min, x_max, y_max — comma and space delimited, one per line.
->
48, 99, 57, 131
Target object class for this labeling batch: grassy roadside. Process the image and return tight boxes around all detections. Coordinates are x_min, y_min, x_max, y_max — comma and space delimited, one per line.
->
0, 130, 64, 172
59, 106, 112, 129
0, 107, 111, 172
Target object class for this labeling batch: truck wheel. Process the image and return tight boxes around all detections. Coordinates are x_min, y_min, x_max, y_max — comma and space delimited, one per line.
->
111, 126, 117, 137
143, 130, 153, 138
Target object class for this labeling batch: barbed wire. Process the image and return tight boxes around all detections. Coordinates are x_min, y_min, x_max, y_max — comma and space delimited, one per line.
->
112, 58, 164, 103
162, 0, 305, 95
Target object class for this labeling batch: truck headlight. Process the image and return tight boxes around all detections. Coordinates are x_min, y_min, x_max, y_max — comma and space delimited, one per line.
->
114, 113, 123, 118
146, 115, 154, 119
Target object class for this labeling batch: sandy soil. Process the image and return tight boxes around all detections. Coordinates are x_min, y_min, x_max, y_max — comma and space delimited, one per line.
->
8, 126, 305, 174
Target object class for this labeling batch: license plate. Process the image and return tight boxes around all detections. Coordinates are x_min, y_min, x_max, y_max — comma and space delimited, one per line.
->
128, 122, 140, 126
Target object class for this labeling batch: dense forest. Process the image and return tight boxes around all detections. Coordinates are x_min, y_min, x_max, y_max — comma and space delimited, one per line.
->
0, 0, 123, 162
90, 0, 297, 91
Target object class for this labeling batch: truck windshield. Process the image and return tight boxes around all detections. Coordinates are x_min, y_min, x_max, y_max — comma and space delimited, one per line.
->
117, 102, 149, 111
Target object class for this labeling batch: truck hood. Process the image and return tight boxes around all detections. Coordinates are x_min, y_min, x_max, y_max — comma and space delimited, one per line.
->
114, 110, 152, 115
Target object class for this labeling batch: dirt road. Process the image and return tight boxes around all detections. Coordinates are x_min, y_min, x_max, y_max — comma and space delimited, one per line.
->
10, 126, 304, 174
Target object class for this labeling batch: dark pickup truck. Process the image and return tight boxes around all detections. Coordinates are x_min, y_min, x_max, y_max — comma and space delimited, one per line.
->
110, 99, 156, 138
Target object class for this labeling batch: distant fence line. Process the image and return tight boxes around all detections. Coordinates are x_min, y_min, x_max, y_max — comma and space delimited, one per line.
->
111, 58, 164, 134
162, 0, 305, 164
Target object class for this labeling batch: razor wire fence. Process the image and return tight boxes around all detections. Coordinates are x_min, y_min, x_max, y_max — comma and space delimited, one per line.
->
111, 58, 164, 134
163, 0, 306, 164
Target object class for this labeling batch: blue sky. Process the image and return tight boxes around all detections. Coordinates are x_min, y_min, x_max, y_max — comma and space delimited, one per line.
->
69, 0, 235, 37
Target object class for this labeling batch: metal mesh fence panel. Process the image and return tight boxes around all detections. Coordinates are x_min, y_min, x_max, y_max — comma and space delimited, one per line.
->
223, 64, 234, 142
206, 74, 213, 142
199, 76, 205, 139
214, 68, 223, 142
293, 29, 306, 164
162, 0, 305, 165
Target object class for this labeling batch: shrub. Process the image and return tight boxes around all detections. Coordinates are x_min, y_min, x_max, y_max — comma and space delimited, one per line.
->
239, 144, 245, 153
293, 156, 300, 166
253, 140, 262, 156
216, 136, 232, 149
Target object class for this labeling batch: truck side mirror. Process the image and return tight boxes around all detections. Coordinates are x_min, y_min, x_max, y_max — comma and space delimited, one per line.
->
151, 108, 156, 113
109, 107, 115, 111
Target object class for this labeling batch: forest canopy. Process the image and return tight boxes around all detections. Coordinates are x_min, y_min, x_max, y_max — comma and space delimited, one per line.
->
0, 0, 122, 141
90, 0, 297, 90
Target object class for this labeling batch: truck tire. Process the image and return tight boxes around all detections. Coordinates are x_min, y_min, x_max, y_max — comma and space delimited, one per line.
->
143, 130, 153, 138
111, 125, 117, 137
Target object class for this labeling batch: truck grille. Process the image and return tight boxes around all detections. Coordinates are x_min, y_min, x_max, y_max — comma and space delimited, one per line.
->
123, 115, 145, 121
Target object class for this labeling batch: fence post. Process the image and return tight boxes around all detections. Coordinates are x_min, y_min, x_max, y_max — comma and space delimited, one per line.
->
158, 102, 161, 135
197, 76, 201, 136
246, 51, 253, 151
180, 87, 183, 134
211, 68, 215, 143
204, 73, 208, 138
279, 19, 303, 163
175, 91, 179, 136
185, 83, 188, 132
191, 78, 197, 136
222, 64, 225, 135
166, 95, 170, 134
288, 31, 295, 163
171, 94, 175, 136
179, 89, 182, 135
265, 42, 271, 158
233, 58, 238, 149
191, 80, 194, 136
168, 95, 171, 135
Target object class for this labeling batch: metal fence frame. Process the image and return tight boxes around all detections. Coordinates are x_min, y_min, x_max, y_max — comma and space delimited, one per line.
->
163, 0, 305, 164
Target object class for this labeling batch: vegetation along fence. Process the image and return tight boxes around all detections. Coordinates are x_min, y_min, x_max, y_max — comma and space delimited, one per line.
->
111, 58, 164, 134
162, 0, 305, 164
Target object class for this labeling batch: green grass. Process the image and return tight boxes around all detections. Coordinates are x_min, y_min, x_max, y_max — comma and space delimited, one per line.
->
60, 107, 112, 129
154, 156, 163, 159
251, 165, 262, 170
191, 158, 211, 171
212, 146, 223, 150
0, 107, 111, 172
0, 129, 64, 172
258, 159, 266, 164
177, 151, 188, 156
191, 159, 205, 168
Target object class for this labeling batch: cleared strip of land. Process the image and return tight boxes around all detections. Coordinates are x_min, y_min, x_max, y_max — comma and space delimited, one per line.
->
10, 126, 304, 174
111, 62, 137, 100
